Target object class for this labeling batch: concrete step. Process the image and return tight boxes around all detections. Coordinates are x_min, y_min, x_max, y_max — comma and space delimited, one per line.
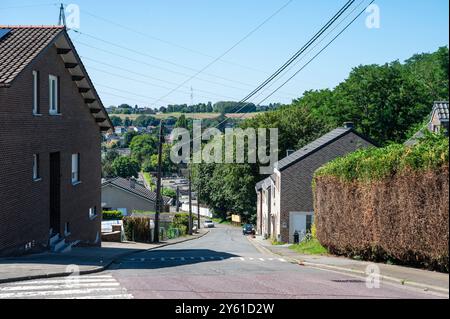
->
49, 233, 60, 247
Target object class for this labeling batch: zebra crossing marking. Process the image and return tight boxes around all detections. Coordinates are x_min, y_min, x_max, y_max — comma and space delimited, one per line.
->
0, 275, 133, 300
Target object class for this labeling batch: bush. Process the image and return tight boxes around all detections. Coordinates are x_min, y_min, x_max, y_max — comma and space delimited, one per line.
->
173, 213, 197, 230
123, 216, 152, 243
314, 135, 449, 272
315, 133, 449, 182
102, 210, 123, 220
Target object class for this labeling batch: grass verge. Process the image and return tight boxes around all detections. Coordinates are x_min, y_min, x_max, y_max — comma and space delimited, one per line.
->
289, 239, 328, 255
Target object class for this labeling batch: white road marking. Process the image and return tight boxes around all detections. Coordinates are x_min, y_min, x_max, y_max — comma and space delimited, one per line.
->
279, 258, 286, 262
0, 275, 133, 299
240, 257, 245, 261
259, 258, 265, 261
0, 282, 120, 291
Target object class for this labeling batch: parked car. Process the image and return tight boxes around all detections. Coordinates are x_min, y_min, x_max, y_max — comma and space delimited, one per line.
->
243, 224, 255, 235
203, 220, 215, 228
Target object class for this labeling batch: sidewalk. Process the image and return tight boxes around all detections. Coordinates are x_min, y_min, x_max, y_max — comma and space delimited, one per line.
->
0, 230, 209, 284
249, 236, 449, 296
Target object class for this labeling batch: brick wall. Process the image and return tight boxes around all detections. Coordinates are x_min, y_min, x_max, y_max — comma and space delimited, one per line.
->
0, 44, 102, 256
278, 132, 373, 243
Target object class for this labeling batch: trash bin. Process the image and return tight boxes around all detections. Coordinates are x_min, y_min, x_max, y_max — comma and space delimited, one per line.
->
293, 231, 300, 244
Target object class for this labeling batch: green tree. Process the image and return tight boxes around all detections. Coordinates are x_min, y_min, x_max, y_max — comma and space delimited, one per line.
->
130, 134, 159, 165
175, 114, 188, 129
110, 116, 123, 127
111, 156, 140, 178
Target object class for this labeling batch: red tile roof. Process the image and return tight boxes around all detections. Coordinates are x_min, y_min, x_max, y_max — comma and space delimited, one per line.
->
0, 26, 64, 85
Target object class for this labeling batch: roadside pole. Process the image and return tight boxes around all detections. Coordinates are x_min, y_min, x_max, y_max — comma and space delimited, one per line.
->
176, 186, 180, 213
154, 121, 164, 243
188, 169, 193, 235
197, 175, 201, 231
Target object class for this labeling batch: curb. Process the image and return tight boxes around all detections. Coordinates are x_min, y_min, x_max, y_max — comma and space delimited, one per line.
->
0, 230, 210, 285
247, 237, 449, 296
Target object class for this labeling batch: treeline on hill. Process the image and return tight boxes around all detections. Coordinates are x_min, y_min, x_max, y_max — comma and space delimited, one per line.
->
109, 101, 281, 115
191, 47, 449, 222
164, 101, 280, 114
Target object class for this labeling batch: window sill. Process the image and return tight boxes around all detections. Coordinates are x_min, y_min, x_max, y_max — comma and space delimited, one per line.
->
72, 181, 82, 187
32, 113, 43, 117
89, 215, 98, 221
33, 178, 42, 182
49, 113, 62, 116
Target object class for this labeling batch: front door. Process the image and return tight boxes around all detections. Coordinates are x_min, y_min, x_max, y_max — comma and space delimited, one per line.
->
50, 152, 61, 234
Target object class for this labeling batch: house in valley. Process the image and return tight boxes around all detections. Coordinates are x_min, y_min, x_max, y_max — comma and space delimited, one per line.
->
101, 177, 172, 215
0, 26, 112, 256
255, 123, 375, 243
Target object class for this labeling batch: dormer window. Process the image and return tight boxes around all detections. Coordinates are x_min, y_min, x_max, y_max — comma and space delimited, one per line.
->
49, 74, 59, 115
32, 71, 40, 115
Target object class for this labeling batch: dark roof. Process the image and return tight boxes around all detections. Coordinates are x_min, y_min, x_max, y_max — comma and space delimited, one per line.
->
433, 101, 449, 121
275, 127, 372, 172
102, 177, 172, 205
0, 26, 64, 85
0, 25, 112, 131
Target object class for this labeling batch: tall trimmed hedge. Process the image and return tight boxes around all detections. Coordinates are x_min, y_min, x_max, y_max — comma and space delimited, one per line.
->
314, 134, 449, 272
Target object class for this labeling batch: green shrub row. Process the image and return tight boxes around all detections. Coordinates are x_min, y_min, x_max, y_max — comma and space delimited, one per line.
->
102, 210, 123, 220
315, 133, 449, 182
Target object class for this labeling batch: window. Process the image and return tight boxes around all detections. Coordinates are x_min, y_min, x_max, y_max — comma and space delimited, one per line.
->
33, 154, 40, 181
49, 74, 59, 114
64, 222, 70, 236
89, 207, 97, 220
71, 153, 80, 184
32, 71, 40, 114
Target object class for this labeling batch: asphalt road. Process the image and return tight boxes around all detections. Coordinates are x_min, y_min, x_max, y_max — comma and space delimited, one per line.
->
108, 225, 442, 299
0, 225, 444, 299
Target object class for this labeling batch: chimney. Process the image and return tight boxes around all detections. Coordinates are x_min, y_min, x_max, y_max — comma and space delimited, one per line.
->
130, 178, 136, 189
344, 122, 355, 129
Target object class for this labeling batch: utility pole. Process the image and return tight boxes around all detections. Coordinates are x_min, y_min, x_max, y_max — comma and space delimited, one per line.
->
188, 169, 193, 236
154, 121, 164, 243
197, 175, 201, 231
58, 3, 66, 27
176, 185, 180, 213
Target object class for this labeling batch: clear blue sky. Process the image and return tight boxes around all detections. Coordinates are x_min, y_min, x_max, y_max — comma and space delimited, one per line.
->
1, 0, 448, 109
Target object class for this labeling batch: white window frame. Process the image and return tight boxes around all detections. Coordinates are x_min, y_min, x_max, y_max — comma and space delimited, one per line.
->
49, 74, 59, 115
71, 153, 80, 184
32, 71, 40, 115
89, 207, 97, 220
33, 154, 40, 181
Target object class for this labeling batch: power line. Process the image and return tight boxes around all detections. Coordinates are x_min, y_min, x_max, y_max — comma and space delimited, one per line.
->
81, 56, 260, 100
152, 0, 295, 105
69, 5, 279, 75
246, 0, 367, 104
84, 64, 242, 105
73, 39, 296, 99
256, 0, 376, 107
176, 0, 359, 149
236, 0, 355, 106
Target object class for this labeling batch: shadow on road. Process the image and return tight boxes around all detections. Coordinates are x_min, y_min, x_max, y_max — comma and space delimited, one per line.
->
112, 249, 240, 270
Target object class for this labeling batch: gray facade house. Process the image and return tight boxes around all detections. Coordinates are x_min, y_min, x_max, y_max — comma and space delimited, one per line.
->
102, 177, 172, 215
256, 123, 375, 243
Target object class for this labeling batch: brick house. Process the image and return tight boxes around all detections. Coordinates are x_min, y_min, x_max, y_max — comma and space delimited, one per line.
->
256, 124, 375, 243
0, 26, 112, 256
